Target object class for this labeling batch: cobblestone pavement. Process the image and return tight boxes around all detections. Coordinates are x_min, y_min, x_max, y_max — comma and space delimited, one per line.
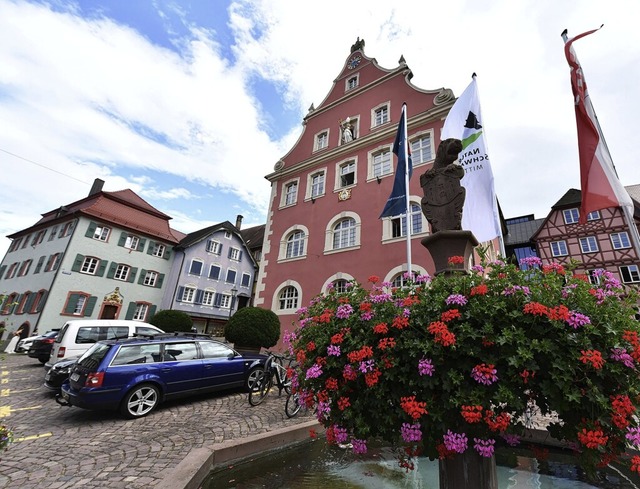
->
0, 352, 312, 489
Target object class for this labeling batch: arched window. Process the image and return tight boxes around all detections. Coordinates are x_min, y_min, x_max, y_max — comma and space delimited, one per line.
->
279, 286, 299, 310
332, 279, 349, 293
333, 218, 356, 249
286, 231, 306, 258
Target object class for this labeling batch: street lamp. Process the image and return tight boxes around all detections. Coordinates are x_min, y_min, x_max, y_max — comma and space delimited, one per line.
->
229, 287, 238, 319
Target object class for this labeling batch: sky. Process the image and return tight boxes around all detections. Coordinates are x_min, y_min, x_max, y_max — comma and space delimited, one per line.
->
1, 0, 639, 259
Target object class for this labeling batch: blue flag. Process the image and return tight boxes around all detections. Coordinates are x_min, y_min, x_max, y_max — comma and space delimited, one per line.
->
379, 104, 413, 218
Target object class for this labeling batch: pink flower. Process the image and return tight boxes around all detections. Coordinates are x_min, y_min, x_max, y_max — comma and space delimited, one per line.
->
443, 430, 468, 453
418, 358, 435, 376
351, 438, 367, 454
400, 423, 422, 443
471, 364, 498, 385
473, 438, 495, 457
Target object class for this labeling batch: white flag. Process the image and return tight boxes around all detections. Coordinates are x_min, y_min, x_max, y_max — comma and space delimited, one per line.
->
441, 76, 501, 243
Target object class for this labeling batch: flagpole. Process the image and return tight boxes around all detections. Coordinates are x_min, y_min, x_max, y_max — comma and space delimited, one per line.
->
402, 103, 413, 277
562, 28, 640, 258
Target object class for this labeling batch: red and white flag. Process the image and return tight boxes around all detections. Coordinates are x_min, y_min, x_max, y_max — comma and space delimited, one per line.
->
563, 27, 635, 224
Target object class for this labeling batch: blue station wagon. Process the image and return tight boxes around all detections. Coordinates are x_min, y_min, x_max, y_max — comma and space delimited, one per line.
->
58, 334, 266, 418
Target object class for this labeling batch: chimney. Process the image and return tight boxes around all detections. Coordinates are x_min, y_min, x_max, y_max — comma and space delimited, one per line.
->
89, 178, 105, 196
235, 215, 244, 230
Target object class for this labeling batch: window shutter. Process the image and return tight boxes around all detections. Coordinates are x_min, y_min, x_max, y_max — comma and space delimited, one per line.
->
195, 289, 204, 305
71, 254, 85, 272
163, 249, 171, 260
147, 241, 155, 255
24, 293, 37, 312
214, 293, 222, 307
209, 266, 220, 280
65, 294, 79, 314
85, 222, 97, 238
107, 262, 117, 279
84, 296, 98, 316
97, 260, 108, 277
128, 267, 138, 283
177, 286, 184, 302
34, 256, 45, 274
36, 290, 48, 312
124, 302, 136, 320
138, 269, 147, 285
238, 250, 243, 261
217, 244, 223, 255
118, 232, 127, 247
157, 273, 165, 289
137, 238, 146, 252
148, 305, 157, 319
0, 265, 5, 279
228, 248, 233, 258
10, 294, 22, 314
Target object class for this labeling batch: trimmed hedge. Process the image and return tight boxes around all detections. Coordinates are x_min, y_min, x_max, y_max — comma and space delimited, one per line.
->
224, 307, 280, 349
148, 309, 193, 333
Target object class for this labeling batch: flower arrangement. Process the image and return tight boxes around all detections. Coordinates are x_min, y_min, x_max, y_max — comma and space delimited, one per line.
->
287, 257, 640, 474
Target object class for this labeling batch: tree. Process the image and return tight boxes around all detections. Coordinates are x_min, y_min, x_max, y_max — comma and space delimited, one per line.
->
224, 307, 280, 349
148, 309, 193, 333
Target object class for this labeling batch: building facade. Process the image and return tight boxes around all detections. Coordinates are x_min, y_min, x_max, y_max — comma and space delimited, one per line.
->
160, 218, 258, 336
254, 39, 465, 339
532, 187, 640, 285
0, 179, 181, 338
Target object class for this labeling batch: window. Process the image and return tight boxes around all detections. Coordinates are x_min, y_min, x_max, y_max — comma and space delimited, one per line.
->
202, 290, 215, 306
1, 293, 18, 314
286, 231, 305, 258
279, 286, 299, 310
371, 149, 392, 178
579, 236, 598, 253
22, 234, 30, 248
124, 235, 139, 250
284, 181, 298, 206
373, 104, 389, 126
241, 273, 251, 287
132, 303, 149, 321
620, 265, 640, 283
209, 265, 221, 280
9, 238, 22, 251
339, 161, 356, 188
189, 259, 203, 276
411, 135, 433, 165
310, 171, 325, 198
18, 260, 32, 277
48, 226, 57, 241
332, 279, 349, 293
34, 256, 45, 274
550, 241, 568, 257
93, 226, 111, 241
333, 218, 356, 249
346, 75, 358, 90
114, 264, 131, 281
226, 269, 236, 284
563, 208, 580, 224
182, 286, 196, 303
391, 204, 423, 238
219, 294, 232, 309
31, 230, 46, 246
143, 271, 158, 287
5, 262, 18, 279
73, 296, 87, 315
200, 341, 234, 358
80, 257, 100, 275
206, 240, 221, 254
63, 293, 91, 316
45, 253, 62, 272
587, 210, 601, 221
60, 221, 75, 237
392, 273, 412, 288
224, 231, 232, 239
611, 232, 631, 249
151, 243, 165, 257
587, 270, 601, 285
315, 131, 329, 151
30, 290, 46, 314
229, 247, 241, 261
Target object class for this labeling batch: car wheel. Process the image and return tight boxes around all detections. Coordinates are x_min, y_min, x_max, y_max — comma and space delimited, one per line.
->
38, 357, 48, 364
245, 366, 264, 391
120, 383, 160, 419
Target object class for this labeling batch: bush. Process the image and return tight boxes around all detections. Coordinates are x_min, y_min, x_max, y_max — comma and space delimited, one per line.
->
148, 309, 193, 333
224, 307, 280, 349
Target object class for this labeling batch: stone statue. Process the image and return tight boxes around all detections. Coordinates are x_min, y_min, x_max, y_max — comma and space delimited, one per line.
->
341, 118, 354, 143
420, 138, 465, 233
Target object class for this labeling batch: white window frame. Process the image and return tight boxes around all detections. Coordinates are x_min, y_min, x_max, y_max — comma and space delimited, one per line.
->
371, 102, 390, 128
388, 202, 425, 239
151, 243, 165, 257
241, 272, 251, 287
133, 303, 149, 321
306, 169, 327, 200
225, 269, 236, 284
620, 265, 640, 283
345, 74, 359, 91
182, 285, 196, 303
410, 131, 434, 166
579, 236, 598, 253
124, 235, 139, 250
324, 212, 361, 254
563, 208, 580, 224
114, 264, 130, 281
550, 240, 568, 257
202, 289, 215, 306
219, 294, 232, 309
587, 210, 601, 221
229, 247, 241, 261
94, 226, 111, 242
206, 240, 221, 254
279, 286, 299, 310
286, 230, 306, 259
587, 270, 601, 285
80, 257, 100, 275
73, 296, 87, 315
314, 130, 329, 151
143, 271, 158, 287
189, 259, 203, 276
611, 232, 631, 250
368, 146, 392, 181
280, 178, 300, 208
335, 159, 357, 190
278, 225, 309, 262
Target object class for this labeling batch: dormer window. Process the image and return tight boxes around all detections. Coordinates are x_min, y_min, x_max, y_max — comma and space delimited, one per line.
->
346, 75, 359, 91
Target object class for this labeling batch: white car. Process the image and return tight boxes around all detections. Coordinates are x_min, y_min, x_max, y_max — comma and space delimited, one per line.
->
15, 334, 41, 353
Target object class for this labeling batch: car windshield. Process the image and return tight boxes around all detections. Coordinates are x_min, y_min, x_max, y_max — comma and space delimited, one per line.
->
77, 343, 111, 370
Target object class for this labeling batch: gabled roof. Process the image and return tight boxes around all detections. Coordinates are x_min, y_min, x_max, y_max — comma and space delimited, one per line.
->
240, 224, 265, 251
504, 218, 545, 246
551, 188, 582, 209
177, 221, 239, 248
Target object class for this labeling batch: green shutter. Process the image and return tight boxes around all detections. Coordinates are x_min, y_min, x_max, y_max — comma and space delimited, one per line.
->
148, 305, 157, 319
157, 273, 165, 289
24, 293, 37, 313
84, 296, 98, 316
128, 267, 138, 283
147, 241, 155, 255
118, 232, 127, 247
107, 262, 117, 279
71, 254, 85, 272
124, 302, 136, 320
85, 222, 97, 238
138, 269, 147, 285
164, 249, 171, 260
36, 290, 48, 313
0, 265, 5, 279
97, 260, 108, 277
137, 238, 146, 252
64, 294, 79, 314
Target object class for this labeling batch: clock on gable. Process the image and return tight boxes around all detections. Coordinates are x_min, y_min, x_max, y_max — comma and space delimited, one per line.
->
347, 55, 361, 70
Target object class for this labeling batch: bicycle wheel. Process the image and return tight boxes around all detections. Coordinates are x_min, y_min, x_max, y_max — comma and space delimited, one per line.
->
248, 372, 271, 406
285, 392, 301, 418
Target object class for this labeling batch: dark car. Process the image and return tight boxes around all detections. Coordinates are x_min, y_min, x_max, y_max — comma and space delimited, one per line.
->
28, 330, 59, 363
58, 334, 266, 418
44, 356, 79, 392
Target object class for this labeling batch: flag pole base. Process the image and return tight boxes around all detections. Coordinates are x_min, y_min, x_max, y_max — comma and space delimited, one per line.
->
421, 230, 478, 276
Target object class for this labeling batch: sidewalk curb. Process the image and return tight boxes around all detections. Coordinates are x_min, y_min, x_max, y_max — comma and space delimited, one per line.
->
156, 419, 322, 489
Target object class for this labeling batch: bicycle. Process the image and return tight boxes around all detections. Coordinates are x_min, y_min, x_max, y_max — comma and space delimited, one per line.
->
284, 390, 309, 418
248, 351, 294, 406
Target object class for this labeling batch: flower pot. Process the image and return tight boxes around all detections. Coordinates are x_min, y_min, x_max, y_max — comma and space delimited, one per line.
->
439, 450, 497, 489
